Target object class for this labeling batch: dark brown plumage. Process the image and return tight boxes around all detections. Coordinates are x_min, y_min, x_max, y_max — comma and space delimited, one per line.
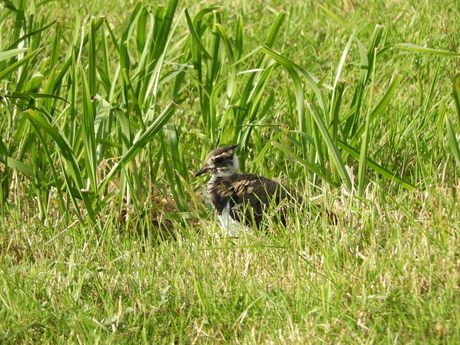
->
195, 144, 293, 230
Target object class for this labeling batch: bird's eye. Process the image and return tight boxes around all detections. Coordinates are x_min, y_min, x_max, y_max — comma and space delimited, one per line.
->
214, 157, 224, 164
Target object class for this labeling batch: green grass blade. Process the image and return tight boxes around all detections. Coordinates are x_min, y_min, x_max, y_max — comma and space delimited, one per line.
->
446, 117, 460, 171
121, 68, 144, 129
88, 17, 97, 96
452, 72, 460, 125
260, 45, 350, 189
165, 123, 188, 212
24, 109, 96, 219
330, 33, 354, 142
0, 48, 41, 80
235, 14, 243, 59
97, 102, 177, 195
272, 142, 338, 187
318, 5, 351, 32
394, 43, 460, 56
152, 0, 179, 59
356, 50, 376, 197
308, 103, 353, 190
119, 2, 143, 71
338, 140, 416, 191
0, 48, 29, 62
265, 10, 286, 48
6, 20, 56, 51
0, 154, 35, 177
80, 64, 98, 192
350, 73, 403, 146
2, 91, 67, 103
185, 9, 212, 60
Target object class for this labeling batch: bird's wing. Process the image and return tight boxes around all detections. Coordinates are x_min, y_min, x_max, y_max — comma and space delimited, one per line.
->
232, 174, 283, 203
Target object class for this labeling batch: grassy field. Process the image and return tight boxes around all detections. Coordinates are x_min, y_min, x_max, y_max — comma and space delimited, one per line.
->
1, 0, 460, 343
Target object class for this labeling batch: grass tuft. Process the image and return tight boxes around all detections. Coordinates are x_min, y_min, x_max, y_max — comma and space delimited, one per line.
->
1, 0, 460, 343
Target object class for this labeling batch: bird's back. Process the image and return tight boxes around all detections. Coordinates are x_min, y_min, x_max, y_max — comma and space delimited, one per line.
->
208, 173, 290, 227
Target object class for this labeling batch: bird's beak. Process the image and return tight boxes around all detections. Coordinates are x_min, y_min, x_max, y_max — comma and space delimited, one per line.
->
194, 166, 209, 177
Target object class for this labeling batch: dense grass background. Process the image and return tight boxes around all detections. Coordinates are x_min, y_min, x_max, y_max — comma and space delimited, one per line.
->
1, 0, 460, 343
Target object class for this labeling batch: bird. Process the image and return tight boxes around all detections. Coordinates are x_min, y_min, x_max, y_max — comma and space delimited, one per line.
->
194, 144, 296, 235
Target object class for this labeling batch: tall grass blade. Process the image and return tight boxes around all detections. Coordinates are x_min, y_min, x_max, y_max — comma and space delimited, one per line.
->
394, 43, 460, 57
308, 103, 352, 190
338, 140, 416, 191
446, 73, 460, 171
261, 45, 351, 189
446, 118, 460, 171
24, 109, 96, 219
185, 9, 212, 60
97, 102, 177, 195
350, 73, 403, 146
0, 154, 35, 177
165, 123, 188, 212
0, 48, 41, 80
357, 49, 377, 198
80, 65, 98, 192
0, 48, 28, 62
318, 5, 351, 32
140, 0, 180, 106
272, 142, 338, 187
452, 72, 460, 125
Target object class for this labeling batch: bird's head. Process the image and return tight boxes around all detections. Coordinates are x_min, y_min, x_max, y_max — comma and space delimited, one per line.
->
195, 144, 240, 177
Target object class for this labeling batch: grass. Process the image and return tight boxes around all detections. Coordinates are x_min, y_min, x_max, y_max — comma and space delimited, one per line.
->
1, 0, 460, 343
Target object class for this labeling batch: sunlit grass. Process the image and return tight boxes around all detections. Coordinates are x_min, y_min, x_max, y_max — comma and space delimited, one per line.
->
1, 0, 460, 343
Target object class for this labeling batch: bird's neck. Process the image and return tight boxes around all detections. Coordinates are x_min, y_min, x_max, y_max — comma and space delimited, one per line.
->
207, 173, 239, 191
